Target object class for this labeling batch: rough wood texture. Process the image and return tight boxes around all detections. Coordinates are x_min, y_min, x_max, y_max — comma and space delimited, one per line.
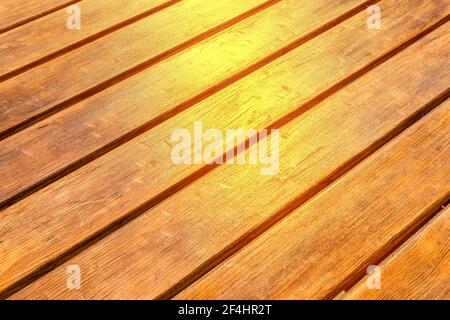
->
176, 100, 450, 300
0, 0, 375, 293
0, 0, 443, 208
341, 206, 450, 300
1, 0, 439, 295
1, 0, 448, 300
0, 0, 370, 206
0, 0, 172, 80
8, 25, 449, 299
0, 0, 277, 137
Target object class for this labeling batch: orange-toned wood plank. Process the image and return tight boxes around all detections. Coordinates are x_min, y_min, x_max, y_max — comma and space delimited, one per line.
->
176, 101, 450, 300
0, 0, 445, 207
341, 206, 450, 300
0, 0, 174, 80
0, 0, 78, 34
7, 24, 449, 299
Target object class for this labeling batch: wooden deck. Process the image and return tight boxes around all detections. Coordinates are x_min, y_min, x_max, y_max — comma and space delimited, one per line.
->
0, 0, 449, 300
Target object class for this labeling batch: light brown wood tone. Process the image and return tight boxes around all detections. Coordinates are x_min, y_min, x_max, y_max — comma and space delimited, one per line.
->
0, 0, 275, 136
0, 0, 445, 206
0, 0, 370, 203
341, 206, 450, 300
8, 25, 449, 299
176, 100, 450, 300
0, 0, 172, 79
0, 0, 373, 293
0, 0, 78, 34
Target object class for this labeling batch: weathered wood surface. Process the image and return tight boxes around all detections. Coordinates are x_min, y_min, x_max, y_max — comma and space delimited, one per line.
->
0, 0, 378, 207
0, 0, 274, 135
8, 25, 449, 299
0, 0, 173, 80
176, 100, 450, 299
1, 0, 448, 300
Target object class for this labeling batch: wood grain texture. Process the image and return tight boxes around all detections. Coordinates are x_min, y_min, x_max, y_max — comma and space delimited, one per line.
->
0, 0, 172, 80
341, 206, 450, 300
0, 0, 275, 137
0, 0, 375, 294
176, 100, 450, 300
0, 0, 444, 207
8, 25, 449, 299
0, 0, 371, 204
0, 0, 78, 34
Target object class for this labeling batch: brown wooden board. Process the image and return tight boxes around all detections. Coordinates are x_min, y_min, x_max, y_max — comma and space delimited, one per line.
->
6, 24, 449, 299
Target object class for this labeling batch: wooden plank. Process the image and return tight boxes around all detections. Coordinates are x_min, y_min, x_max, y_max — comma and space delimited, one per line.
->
0, 0, 446, 207
0, 0, 275, 136
341, 206, 450, 300
0, 0, 174, 80
174, 101, 450, 300
0, 0, 371, 204
6, 24, 449, 299
0, 0, 78, 34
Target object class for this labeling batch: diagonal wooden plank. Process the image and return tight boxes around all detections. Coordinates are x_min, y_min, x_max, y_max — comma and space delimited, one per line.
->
1, 0, 446, 209
0, 0, 373, 205
341, 205, 450, 300
6, 23, 449, 299
0, 0, 79, 34
0, 0, 176, 80
175, 100, 450, 300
